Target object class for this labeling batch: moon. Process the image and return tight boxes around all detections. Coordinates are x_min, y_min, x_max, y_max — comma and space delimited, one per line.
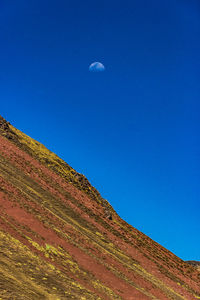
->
89, 62, 105, 72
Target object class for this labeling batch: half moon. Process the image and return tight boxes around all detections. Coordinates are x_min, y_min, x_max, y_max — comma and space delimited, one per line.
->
89, 62, 105, 72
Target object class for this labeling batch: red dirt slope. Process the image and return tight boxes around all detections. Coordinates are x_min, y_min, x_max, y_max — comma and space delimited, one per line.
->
0, 115, 200, 300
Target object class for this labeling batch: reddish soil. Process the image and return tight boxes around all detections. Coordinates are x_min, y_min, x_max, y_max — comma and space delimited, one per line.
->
0, 128, 200, 300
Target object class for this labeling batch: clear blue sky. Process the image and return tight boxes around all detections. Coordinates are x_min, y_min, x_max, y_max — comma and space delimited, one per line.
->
0, 0, 200, 260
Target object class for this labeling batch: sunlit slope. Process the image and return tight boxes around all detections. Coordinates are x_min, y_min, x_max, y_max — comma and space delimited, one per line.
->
0, 115, 200, 300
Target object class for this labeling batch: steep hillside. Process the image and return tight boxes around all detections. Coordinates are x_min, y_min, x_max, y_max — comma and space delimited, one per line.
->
0, 115, 200, 300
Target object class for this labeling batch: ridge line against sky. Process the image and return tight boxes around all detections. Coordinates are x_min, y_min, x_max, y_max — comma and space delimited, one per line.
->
0, 0, 199, 260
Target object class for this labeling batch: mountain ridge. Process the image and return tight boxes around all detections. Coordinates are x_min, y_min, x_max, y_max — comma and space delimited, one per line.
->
0, 115, 200, 299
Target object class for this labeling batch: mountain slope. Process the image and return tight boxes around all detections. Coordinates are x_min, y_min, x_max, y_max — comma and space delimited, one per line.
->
0, 115, 200, 300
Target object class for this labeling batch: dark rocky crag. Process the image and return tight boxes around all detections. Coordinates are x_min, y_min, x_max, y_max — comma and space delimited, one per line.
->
186, 261, 200, 272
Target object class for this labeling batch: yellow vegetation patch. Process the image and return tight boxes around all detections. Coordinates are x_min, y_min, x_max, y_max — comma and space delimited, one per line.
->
92, 280, 121, 300
0, 230, 98, 299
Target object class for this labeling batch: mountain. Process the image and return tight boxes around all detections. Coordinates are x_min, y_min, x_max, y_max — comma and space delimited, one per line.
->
0, 115, 200, 300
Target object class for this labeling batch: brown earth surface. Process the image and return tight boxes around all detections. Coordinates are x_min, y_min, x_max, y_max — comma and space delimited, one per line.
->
0, 115, 200, 300
186, 262, 200, 273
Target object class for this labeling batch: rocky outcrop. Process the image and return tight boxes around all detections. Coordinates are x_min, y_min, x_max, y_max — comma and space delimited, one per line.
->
0, 115, 18, 140
186, 261, 200, 272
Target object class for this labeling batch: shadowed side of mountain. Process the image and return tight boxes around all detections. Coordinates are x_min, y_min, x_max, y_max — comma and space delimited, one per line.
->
0, 115, 200, 300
